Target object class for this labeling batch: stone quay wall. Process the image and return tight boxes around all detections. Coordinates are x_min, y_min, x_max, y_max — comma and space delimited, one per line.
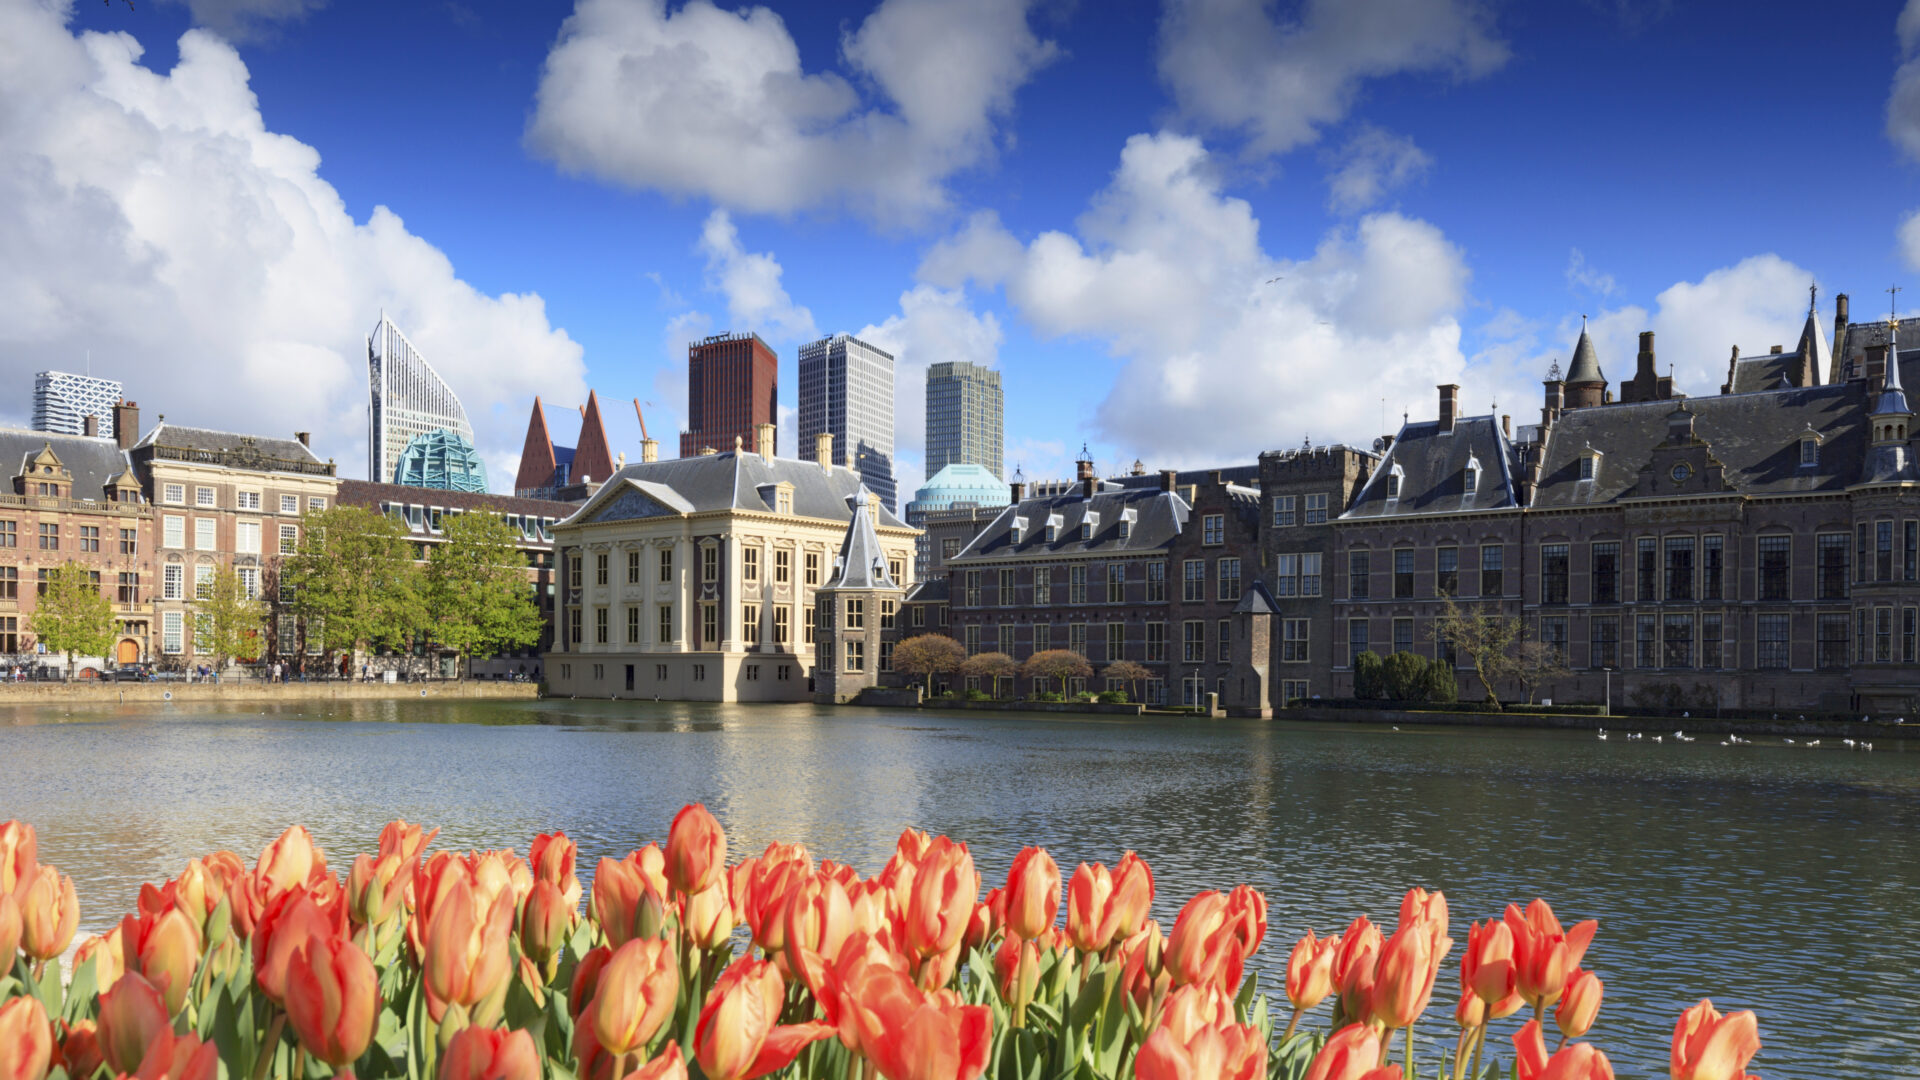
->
0, 681, 540, 705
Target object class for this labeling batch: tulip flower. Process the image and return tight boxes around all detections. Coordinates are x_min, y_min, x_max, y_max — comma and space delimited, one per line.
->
1512, 1019, 1614, 1080
1109, 852, 1154, 938
1117, 923, 1170, 1024
592, 938, 680, 1057
740, 848, 812, 955
442, 1028, 540, 1080
1302, 1024, 1396, 1080
1503, 900, 1596, 1011
424, 875, 515, 1026
97, 972, 171, 1075
530, 830, 583, 911
1003, 848, 1060, 942
841, 965, 992, 1080
693, 957, 834, 1080
1285, 930, 1337, 1013
1555, 969, 1602, 1040
1370, 920, 1435, 1031
75, 926, 126, 992
253, 889, 340, 1005
1156, 984, 1232, 1044
1461, 920, 1516, 1009
993, 934, 1041, 1022
0, 822, 36, 900
169, 856, 238, 936
285, 932, 378, 1066
1332, 918, 1382, 1027
121, 907, 202, 1014
0, 996, 53, 1080
626, 1042, 690, 1080
571, 945, 614, 1020
522, 878, 575, 971
0, 892, 19, 966
594, 855, 672, 949
1134, 1016, 1266, 1080
18, 866, 77, 962
1670, 1000, 1761, 1080
784, 874, 853, 978
1066, 863, 1116, 954
464, 849, 533, 913
126, 1033, 218, 1080
1166, 893, 1244, 995
1223, 886, 1267, 962
379, 819, 438, 865
905, 837, 976, 960
347, 850, 413, 930
52, 1020, 103, 1080
256, 825, 325, 898
667, 803, 728, 897
685, 880, 736, 951
1399, 889, 1448, 953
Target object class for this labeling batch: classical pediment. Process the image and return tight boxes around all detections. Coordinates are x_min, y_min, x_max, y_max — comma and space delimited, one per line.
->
592, 487, 683, 523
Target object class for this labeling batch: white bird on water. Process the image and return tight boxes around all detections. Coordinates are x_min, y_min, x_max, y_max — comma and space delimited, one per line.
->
1597, 732, 1608, 741
1652, 735, 1664, 743
1806, 739, 1820, 747
1844, 738, 1857, 747
1784, 737, 1795, 744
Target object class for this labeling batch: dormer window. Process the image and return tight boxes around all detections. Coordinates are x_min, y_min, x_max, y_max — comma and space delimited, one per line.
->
1800, 435, 1820, 468
1011, 516, 1028, 543
1579, 449, 1601, 481
1080, 512, 1100, 541
1385, 466, 1403, 499
1045, 514, 1063, 542
1463, 462, 1479, 496
1118, 507, 1137, 541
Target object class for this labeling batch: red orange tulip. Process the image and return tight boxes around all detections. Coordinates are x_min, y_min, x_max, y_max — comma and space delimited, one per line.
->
592, 937, 680, 1057
0, 996, 53, 1080
0, 821, 37, 900
121, 906, 201, 1014
842, 965, 992, 1080
993, 933, 1041, 1015
1555, 969, 1602, 1040
1165, 892, 1244, 995
1004, 847, 1059, 941
423, 875, 515, 1025
1110, 852, 1155, 939
96, 972, 171, 1075
905, 837, 976, 960
125, 1032, 218, 1080
1461, 919, 1517, 1009
1514, 1019, 1614, 1080
1134, 1013, 1265, 1080
18, 866, 77, 961
626, 1042, 691, 1080
784, 874, 854, 977
1670, 1000, 1760, 1080
693, 957, 834, 1080
521, 878, 574, 969
1332, 917, 1381, 1024
1370, 919, 1435, 1030
530, 830, 583, 911
1503, 900, 1596, 1010
1303, 1024, 1396, 1080
1066, 862, 1117, 953
75, 926, 126, 992
256, 825, 326, 898
286, 932, 379, 1066
52, 1020, 103, 1080
668, 803, 728, 897
571, 944, 614, 1020
348, 849, 413, 929
593, 854, 672, 948
1285, 930, 1337, 1011
1223, 885, 1267, 961
253, 888, 340, 1005
0, 892, 19, 965
441, 1027, 540, 1080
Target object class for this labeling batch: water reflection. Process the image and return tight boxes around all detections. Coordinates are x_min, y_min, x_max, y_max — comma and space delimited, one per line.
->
2, 699, 1914, 1078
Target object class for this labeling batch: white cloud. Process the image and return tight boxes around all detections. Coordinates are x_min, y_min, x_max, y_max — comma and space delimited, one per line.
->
696, 210, 817, 343
1565, 248, 1617, 297
1324, 126, 1430, 213
924, 131, 1475, 465
856, 284, 1004, 484
0, 5, 585, 487
1157, 0, 1507, 158
159, 0, 325, 41
526, 0, 1056, 222
1900, 209, 1920, 270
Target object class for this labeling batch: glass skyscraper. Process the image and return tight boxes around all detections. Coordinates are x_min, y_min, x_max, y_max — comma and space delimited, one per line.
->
33, 371, 123, 438
367, 313, 474, 485
924, 361, 1003, 480
799, 334, 897, 510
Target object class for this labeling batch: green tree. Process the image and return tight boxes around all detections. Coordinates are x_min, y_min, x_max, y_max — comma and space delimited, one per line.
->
425, 512, 545, 676
892, 634, 967, 697
197, 568, 269, 671
281, 506, 426, 658
1428, 598, 1524, 711
1423, 656, 1459, 703
1352, 650, 1384, 699
1382, 650, 1428, 702
1021, 649, 1092, 697
30, 562, 114, 678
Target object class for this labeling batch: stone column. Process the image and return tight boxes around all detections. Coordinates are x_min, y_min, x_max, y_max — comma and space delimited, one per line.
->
722, 533, 742, 652
674, 535, 692, 653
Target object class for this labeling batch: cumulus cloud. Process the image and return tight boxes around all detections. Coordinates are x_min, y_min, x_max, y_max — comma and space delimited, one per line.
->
697, 210, 817, 343
856, 284, 1004, 483
159, 0, 326, 41
526, 0, 1057, 222
1157, 0, 1507, 158
1564, 248, 1617, 297
0, 4, 585, 486
922, 131, 1475, 465
1324, 126, 1430, 213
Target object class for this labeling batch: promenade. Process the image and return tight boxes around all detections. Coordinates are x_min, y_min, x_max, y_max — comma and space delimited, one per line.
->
0, 679, 538, 705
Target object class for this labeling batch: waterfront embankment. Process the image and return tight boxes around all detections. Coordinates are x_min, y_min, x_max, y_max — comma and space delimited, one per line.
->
1284, 703, 1919, 739
0, 679, 539, 705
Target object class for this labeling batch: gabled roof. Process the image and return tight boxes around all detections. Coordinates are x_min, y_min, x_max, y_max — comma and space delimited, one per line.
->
559, 449, 910, 529
951, 487, 1189, 563
1726, 351, 1804, 395
1798, 307, 1832, 383
0, 427, 134, 501
1343, 415, 1518, 519
825, 491, 896, 589
1232, 580, 1280, 615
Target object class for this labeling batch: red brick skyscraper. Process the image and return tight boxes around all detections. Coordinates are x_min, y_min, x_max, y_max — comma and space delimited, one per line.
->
682, 332, 778, 458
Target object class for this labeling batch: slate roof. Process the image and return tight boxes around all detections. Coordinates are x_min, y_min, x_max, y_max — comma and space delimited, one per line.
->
0, 427, 136, 501
336, 479, 577, 520
1530, 383, 1867, 507
950, 487, 1190, 563
561, 449, 910, 529
1343, 415, 1519, 519
1106, 465, 1261, 489
905, 577, 950, 604
1726, 351, 1802, 394
133, 423, 326, 466
825, 492, 896, 590
1564, 328, 1606, 385
1232, 580, 1280, 615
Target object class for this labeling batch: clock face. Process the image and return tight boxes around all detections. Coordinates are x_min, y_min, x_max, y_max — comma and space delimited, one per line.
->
1671, 462, 1693, 483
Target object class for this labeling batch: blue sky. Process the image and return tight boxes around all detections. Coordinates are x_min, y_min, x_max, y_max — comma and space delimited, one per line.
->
10, 0, 1920, 500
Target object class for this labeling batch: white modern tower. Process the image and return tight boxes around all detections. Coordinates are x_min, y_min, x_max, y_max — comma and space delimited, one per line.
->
367, 313, 473, 484
33, 371, 123, 438
798, 334, 896, 510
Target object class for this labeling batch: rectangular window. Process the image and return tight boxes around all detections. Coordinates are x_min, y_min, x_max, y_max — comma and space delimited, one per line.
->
195, 518, 216, 551
701, 603, 718, 646
277, 524, 298, 555
192, 564, 214, 601
280, 495, 299, 514
237, 567, 259, 599
911, 605, 924, 628
0, 521, 12, 549
1183, 560, 1206, 602
1107, 622, 1125, 661
701, 546, 718, 584
1217, 619, 1231, 662
163, 483, 184, 505
1032, 567, 1051, 605
627, 550, 642, 584
1591, 542, 1619, 604
965, 570, 982, 607
1305, 493, 1328, 524
195, 486, 215, 507
743, 547, 759, 583
1349, 551, 1370, 599
162, 611, 184, 654
1203, 514, 1225, 545
0, 567, 13, 600
964, 624, 980, 656
163, 564, 183, 600
743, 604, 760, 646
805, 605, 817, 645
660, 548, 674, 584
998, 568, 1016, 604
1219, 557, 1241, 601
1636, 614, 1658, 668
1274, 553, 1297, 597
309, 497, 326, 512
596, 553, 610, 586
844, 640, 864, 672
1393, 549, 1414, 598
627, 607, 641, 644
163, 515, 183, 549
1481, 545, 1503, 597
236, 521, 260, 555
236, 491, 260, 511
804, 551, 820, 586
1859, 523, 1872, 584
1301, 552, 1322, 597
1876, 606, 1894, 663
880, 599, 896, 630
1282, 618, 1309, 663
595, 607, 610, 644
1145, 622, 1166, 662
775, 548, 790, 584
77, 526, 99, 553
1703, 535, 1724, 601
1590, 617, 1619, 669
659, 605, 673, 643
1908, 522, 1918, 581
1393, 617, 1414, 654
845, 598, 864, 630
1272, 496, 1296, 527
1758, 614, 1791, 669
1183, 620, 1205, 662
1070, 565, 1089, 604
1541, 616, 1568, 665
1758, 536, 1791, 601
1859, 608, 1871, 664
1701, 613, 1722, 670
1108, 563, 1126, 603
1818, 533, 1849, 599
37, 523, 58, 550
1662, 613, 1693, 668
880, 640, 894, 671
568, 608, 582, 645
1033, 622, 1050, 653
1070, 623, 1088, 656
1436, 547, 1458, 596
774, 606, 791, 646
1905, 608, 1916, 663
1541, 544, 1570, 605
569, 555, 582, 590
1636, 538, 1656, 601
1145, 562, 1166, 602
1348, 619, 1369, 666
1664, 537, 1695, 601
1877, 520, 1897, 581
1817, 612, 1849, 670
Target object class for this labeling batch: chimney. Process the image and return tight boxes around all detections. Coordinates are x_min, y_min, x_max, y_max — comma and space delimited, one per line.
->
1501, 414, 1512, 438
1009, 479, 1025, 500
1636, 331, 1657, 380
641, 438, 659, 463
756, 422, 775, 461
1770, 345, 1784, 354
295, 431, 310, 447
1160, 469, 1178, 492
815, 432, 834, 473
1541, 378, 1564, 430
83, 415, 98, 438
114, 400, 139, 450
1075, 456, 1095, 482
1836, 292, 1850, 338
1438, 384, 1459, 433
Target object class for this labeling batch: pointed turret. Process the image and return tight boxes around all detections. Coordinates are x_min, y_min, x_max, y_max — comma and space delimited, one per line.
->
1562, 320, 1607, 408
513, 397, 558, 497
1876, 315, 1911, 417
1797, 287, 1830, 387
825, 489, 894, 590
1862, 302, 1914, 484
573, 390, 615, 485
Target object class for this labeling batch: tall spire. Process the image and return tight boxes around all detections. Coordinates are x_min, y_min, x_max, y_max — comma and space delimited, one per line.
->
1878, 286, 1910, 415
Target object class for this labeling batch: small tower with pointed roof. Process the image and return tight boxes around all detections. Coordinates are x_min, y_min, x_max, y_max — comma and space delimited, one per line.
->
1863, 295, 1914, 485
1562, 318, 1608, 409
813, 488, 905, 703
1223, 581, 1279, 718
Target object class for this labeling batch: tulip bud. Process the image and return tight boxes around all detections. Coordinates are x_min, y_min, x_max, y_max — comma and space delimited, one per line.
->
348, 851, 411, 929
1224, 885, 1267, 961
783, 875, 852, 978
1555, 969, 1602, 1040
423, 876, 515, 1027
378, 820, 438, 866
1109, 852, 1155, 940
0, 892, 20, 965
625, 1042, 690, 1080
993, 934, 1040, 1014
905, 837, 976, 960
97, 972, 171, 1075
1285, 930, 1336, 1011
963, 889, 1003, 954
256, 825, 325, 898
693, 957, 834, 1080
684, 880, 735, 952
1166, 892, 1244, 994
124, 907, 202, 1014
1065, 863, 1116, 954
1004, 848, 1060, 942
591, 938, 679, 1057
440, 1027, 540, 1080
521, 879, 574, 971
593, 856, 672, 948
53, 1019, 104, 1080
530, 831, 584, 911
1370, 922, 1434, 1030
1503, 900, 1596, 1011
0, 996, 53, 1080
1671, 999, 1760, 1080
75, 926, 126, 992
18, 867, 77, 962
253, 889, 338, 1005
666, 803, 727, 897
1301, 1023, 1385, 1080
571, 945, 613, 1020
129, 1033, 219, 1080
0, 821, 37, 900
286, 933, 379, 1066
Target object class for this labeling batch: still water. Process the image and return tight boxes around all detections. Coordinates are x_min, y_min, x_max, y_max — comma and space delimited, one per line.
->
2, 699, 1914, 1077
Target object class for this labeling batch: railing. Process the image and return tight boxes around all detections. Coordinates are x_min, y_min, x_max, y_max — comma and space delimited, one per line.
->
147, 444, 335, 476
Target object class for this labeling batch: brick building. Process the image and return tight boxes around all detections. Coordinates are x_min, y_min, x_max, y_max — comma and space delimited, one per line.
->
682, 333, 779, 460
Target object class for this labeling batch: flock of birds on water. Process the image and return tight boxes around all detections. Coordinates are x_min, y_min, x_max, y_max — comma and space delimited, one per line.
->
1593, 720, 1883, 750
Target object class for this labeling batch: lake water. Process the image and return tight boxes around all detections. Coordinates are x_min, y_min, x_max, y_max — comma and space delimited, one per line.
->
3, 699, 1914, 1078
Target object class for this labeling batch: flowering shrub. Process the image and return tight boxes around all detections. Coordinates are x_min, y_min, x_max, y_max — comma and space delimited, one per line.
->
0, 812, 1760, 1080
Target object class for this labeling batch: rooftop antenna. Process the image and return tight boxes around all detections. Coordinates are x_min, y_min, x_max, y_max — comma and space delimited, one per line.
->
1810, 281, 1819, 316
1891, 284, 1903, 321
632, 398, 650, 441
1302, 433, 1311, 451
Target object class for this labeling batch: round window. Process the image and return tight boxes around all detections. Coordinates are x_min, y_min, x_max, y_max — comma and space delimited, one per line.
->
1670, 462, 1693, 482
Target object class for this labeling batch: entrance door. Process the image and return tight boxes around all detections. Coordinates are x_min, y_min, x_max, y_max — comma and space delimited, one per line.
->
116, 639, 139, 664
625, 664, 635, 692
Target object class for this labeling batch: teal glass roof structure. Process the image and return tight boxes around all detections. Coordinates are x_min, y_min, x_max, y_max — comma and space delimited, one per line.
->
394, 427, 489, 493
904, 463, 1010, 519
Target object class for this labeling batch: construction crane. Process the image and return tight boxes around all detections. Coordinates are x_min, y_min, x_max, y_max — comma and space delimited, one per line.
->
633, 399, 650, 442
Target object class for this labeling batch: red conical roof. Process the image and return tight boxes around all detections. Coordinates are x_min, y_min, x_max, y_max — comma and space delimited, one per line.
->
572, 390, 615, 484
513, 396, 558, 495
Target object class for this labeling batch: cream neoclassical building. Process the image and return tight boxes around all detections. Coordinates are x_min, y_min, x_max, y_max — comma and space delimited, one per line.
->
546, 427, 918, 701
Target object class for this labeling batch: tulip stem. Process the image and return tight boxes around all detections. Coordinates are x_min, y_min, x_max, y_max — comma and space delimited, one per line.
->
292, 1046, 307, 1080
1280, 1006, 1302, 1043
252, 1013, 286, 1080
1378, 1027, 1395, 1068
1468, 1021, 1487, 1080
1404, 1024, 1414, 1077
